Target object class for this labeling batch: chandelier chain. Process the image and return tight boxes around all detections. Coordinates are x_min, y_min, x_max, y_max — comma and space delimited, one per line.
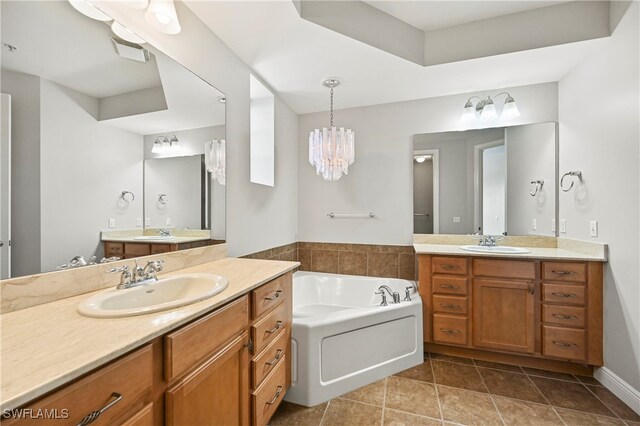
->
329, 86, 334, 128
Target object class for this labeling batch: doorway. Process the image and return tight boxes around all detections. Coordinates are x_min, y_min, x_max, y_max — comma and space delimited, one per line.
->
474, 140, 506, 235
413, 149, 439, 234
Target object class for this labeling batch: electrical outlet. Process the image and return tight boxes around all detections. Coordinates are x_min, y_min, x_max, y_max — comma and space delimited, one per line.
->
590, 220, 598, 237
166, 217, 172, 226
552, 219, 556, 233
145, 218, 150, 227
531, 218, 537, 231
560, 219, 567, 234
108, 218, 115, 228
453, 217, 461, 223
136, 218, 142, 227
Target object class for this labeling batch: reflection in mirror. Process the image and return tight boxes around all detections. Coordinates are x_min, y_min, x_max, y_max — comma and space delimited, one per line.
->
413, 123, 557, 237
249, 74, 275, 187
0, 1, 225, 278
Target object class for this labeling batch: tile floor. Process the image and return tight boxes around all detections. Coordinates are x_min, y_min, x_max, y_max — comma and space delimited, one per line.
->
270, 353, 640, 426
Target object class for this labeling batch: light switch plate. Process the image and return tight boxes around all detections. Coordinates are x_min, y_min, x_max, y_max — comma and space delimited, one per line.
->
453, 217, 461, 223
108, 218, 115, 228
166, 217, 172, 226
560, 219, 567, 234
136, 218, 142, 227
531, 218, 537, 231
552, 219, 556, 233
590, 220, 598, 237
145, 218, 150, 227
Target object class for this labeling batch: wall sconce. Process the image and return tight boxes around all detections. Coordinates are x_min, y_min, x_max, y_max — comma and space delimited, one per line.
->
461, 92, 520, 123
151, 135, 179, 154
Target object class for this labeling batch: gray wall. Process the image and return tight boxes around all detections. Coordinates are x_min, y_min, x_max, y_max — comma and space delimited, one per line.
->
559, 2, 639, 392
1, 71, 41, 277
97, 1, 299, 257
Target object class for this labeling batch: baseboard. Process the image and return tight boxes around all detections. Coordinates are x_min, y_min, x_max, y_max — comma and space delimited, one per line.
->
594, 366, 640, 415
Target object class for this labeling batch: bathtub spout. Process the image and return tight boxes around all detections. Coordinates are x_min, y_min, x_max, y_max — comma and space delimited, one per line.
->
378, 285, 401, 304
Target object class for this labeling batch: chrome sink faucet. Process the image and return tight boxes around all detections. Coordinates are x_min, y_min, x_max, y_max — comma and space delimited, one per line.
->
109, 260, 164, 290
476, 235, 504, 247
158, 228, 171, 237
376, 285, 401, 306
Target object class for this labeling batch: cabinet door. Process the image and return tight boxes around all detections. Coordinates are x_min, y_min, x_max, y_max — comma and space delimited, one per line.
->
473, 279, 535, 353
166, 333, 250, 426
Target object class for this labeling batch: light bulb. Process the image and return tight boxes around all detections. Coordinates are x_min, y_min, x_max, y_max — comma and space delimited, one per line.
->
501, 96, 521, 119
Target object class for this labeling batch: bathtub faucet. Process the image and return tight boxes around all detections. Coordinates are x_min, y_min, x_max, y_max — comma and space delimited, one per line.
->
376, 285, 400, 306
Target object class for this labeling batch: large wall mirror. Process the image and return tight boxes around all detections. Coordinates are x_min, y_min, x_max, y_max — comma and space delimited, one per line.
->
413, 122, 558, 237
0, 1, 226, 278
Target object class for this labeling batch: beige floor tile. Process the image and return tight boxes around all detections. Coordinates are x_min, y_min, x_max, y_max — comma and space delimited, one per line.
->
321, 399, 382, 426
588, 385, 640, 422
493, 396, 562, 426
437, 385, 503, 426
339, 379, 386, 406
432, 360, 488, 393
385, 376, 441, 419
625, 421, 640, 426
394, 361, 434, 383
474, 359, 524, 373
383, 408, 442, 426
577, 375, 603, 386
530, 376, 615, 417
479, 368, 546, 403
556, 408, 626, 426
522, 367, 579, 382
270, 401, 328, 426
429, 353, 475, 365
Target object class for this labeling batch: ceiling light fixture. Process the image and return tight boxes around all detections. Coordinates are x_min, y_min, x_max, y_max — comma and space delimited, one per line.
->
68, 0, 112, 21
414, 155, 432, 163
309, 79, 355, 182
111, 22, 146, 44
145, 0, 182, 35
461, 92, 520, 123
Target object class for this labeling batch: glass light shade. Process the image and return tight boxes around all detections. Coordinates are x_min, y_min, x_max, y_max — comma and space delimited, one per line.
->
145, 0, 182, 35
68, 0, 111, 21
111, 22, 146, 44
481, 101, 498, 119
161, 138, 171, 153
461, 105, 476, 122
309, 127, 355, 181
151, 141, 162, 154
501, 97, 521, 119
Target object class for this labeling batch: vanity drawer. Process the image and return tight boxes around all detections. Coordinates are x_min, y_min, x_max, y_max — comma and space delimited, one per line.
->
432, 257, 468, 275
252, 355, 287, 426
165, 295, 249, 382
150, 243, 174, 254
542, 262, 587, 283
433, 294, 468, 315
543, 304, 586, 328
432, 276, 468, 296
104, 242, 124, 256
543, 284, 586, 306
252, 273, 290, 319
252, 304, 288, 355
473, 259, 536, 280
251, 328, 288, 389
432, 314, 468, 346
5, 345, 153, 426
124, 243, 151, 256
543, 325, 586, 361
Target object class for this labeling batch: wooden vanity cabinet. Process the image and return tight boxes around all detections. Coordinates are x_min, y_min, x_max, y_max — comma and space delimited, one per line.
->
419, 254, 603, 368
103, 240, 215, 259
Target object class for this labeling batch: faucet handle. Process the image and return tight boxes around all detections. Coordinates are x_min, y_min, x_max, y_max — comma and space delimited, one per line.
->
108, 265, 129, 273
404, 286, 413, 302
375, 290, 388, 306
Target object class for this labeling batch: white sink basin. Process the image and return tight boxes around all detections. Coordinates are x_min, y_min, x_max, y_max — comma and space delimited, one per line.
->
460, 245, 531, 254
78, 273, 228, 318
133, 235, 173, 240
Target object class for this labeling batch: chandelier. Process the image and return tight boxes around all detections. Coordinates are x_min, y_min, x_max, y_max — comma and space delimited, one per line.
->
308, 79, 355, 181
205, 139, 225, 185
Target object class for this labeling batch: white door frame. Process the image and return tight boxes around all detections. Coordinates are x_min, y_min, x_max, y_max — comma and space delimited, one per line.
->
413, 149, 439, 234
1, 93, 11, 278
473, 139, 505, 234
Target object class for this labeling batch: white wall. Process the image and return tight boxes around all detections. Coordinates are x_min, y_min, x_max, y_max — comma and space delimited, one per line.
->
559, 2, 640, 393
39, 80, 143, 272
96, 1, 299, 257
144, 155, 201, 229
1, 71, 41, 277
506, 122, 557, 236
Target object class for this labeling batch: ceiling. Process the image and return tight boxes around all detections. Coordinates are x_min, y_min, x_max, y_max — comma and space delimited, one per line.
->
186, 0, 606, 114
1, 0, 224, 135
362, 1, 570, 31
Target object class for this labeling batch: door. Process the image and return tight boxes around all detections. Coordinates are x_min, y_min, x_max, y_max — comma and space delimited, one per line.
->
481, 144, 506, 235
1, 93, 11, 279
165, 332, 250, 426
473, 279, 535, 353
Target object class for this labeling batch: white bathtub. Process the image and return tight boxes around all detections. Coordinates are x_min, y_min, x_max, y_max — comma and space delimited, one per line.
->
285, 271, 423, 407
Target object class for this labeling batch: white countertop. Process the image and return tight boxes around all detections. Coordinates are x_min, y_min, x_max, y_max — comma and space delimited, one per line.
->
413, 244, 607, 261
0, 257, 299, 411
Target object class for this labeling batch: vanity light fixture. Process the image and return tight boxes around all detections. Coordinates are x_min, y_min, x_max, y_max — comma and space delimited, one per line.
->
68, 0, 112, 21
309, 79, 355, 181
111, 22, 146, 45
151, 135, 179, 154
145, 0, 182, 35
462, 92, 520, 122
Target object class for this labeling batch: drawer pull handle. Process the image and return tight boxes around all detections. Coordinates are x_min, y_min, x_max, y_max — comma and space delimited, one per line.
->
552, 270, 577, 275
77, 392, 122, 426
440, 328, 461, 335
440, 304, 462, 310
266, 320, 283, 334
552, 313, 578, 320
552, 340, 579, 349
440, 264, 458, 270
265, 290, 282, 301
440, 285, 460, 290
551, 292, 577, 298
266, 386, 284, 405
266, 349, 284, 366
